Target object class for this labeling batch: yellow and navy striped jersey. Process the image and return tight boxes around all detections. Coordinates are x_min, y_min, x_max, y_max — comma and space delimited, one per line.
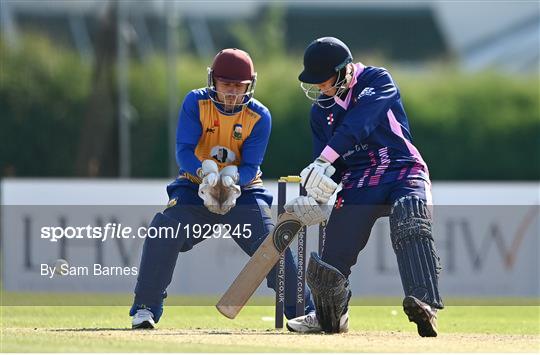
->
175, 88, 271, 186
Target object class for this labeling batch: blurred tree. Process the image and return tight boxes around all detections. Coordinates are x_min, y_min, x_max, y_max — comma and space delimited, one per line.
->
1, 36, 538, 181
75, 3, 118, 177
229, 5, 286, 61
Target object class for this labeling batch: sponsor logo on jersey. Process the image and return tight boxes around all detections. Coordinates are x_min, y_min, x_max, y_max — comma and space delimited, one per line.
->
210, 145, 236, 163
342, 143, 369, 159
233, 124, 243, 140
206, 127, 216, 133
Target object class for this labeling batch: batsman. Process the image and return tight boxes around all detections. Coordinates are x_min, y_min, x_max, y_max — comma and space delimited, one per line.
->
284, 37, 444, 336
129, 48, 314, 329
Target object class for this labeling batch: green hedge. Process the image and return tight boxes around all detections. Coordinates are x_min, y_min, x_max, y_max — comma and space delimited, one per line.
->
1, 36, 539, 180
0, 37, 90, 176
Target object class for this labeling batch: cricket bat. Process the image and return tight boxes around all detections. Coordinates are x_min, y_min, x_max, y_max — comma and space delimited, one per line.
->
216, 212, 303, 319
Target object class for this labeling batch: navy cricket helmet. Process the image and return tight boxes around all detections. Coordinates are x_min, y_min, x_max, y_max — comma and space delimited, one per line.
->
298, 37, 353, 84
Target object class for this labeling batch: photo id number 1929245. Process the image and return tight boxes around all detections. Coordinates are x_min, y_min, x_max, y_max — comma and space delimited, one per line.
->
184, 223, 252, 239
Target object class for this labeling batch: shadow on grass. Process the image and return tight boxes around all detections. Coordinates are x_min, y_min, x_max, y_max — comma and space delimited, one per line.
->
51, 328, 133, 332
49, 328, 298, 335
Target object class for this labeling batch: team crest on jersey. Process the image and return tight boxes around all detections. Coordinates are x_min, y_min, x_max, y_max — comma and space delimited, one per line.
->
326, 113, 334, 125
210, 145, 236, 163
233, 124, 243, 140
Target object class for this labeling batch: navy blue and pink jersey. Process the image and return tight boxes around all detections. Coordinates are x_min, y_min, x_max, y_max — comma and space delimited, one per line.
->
312, 63, 430, 189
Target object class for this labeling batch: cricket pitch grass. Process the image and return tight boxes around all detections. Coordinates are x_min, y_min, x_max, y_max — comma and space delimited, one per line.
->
1, 302, 539, 353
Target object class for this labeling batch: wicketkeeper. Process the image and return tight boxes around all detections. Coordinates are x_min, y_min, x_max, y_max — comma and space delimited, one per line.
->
130, 48, 314, 329
284, 37, 444, 336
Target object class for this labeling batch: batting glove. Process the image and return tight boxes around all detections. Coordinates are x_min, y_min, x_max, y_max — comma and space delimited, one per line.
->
300, 157, 338, 204
284, 195, 330, 226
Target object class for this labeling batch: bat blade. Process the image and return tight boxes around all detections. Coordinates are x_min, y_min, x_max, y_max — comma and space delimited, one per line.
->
216, 212, 303, 319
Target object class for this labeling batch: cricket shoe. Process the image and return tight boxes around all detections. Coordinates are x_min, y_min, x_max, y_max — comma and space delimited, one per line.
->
286, 311, 349, 333
132, 308, 156, 329
403, 295, 438, 337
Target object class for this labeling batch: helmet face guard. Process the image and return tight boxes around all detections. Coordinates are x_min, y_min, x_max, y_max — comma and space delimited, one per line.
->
207, 68, 257, 114
300, 67, 350, 109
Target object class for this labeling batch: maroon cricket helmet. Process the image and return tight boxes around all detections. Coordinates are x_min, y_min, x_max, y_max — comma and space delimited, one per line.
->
211, 48, 256, 84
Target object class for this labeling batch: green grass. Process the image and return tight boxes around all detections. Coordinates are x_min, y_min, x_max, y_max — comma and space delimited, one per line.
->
4, 304, 539, 335
1, 304, 539, 352
2, 291, 538, 306
1, 290, 538, 352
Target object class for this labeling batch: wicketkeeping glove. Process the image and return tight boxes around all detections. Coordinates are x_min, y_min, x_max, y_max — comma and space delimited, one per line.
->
218, 165, 241, 215
198, 160, 222, 214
